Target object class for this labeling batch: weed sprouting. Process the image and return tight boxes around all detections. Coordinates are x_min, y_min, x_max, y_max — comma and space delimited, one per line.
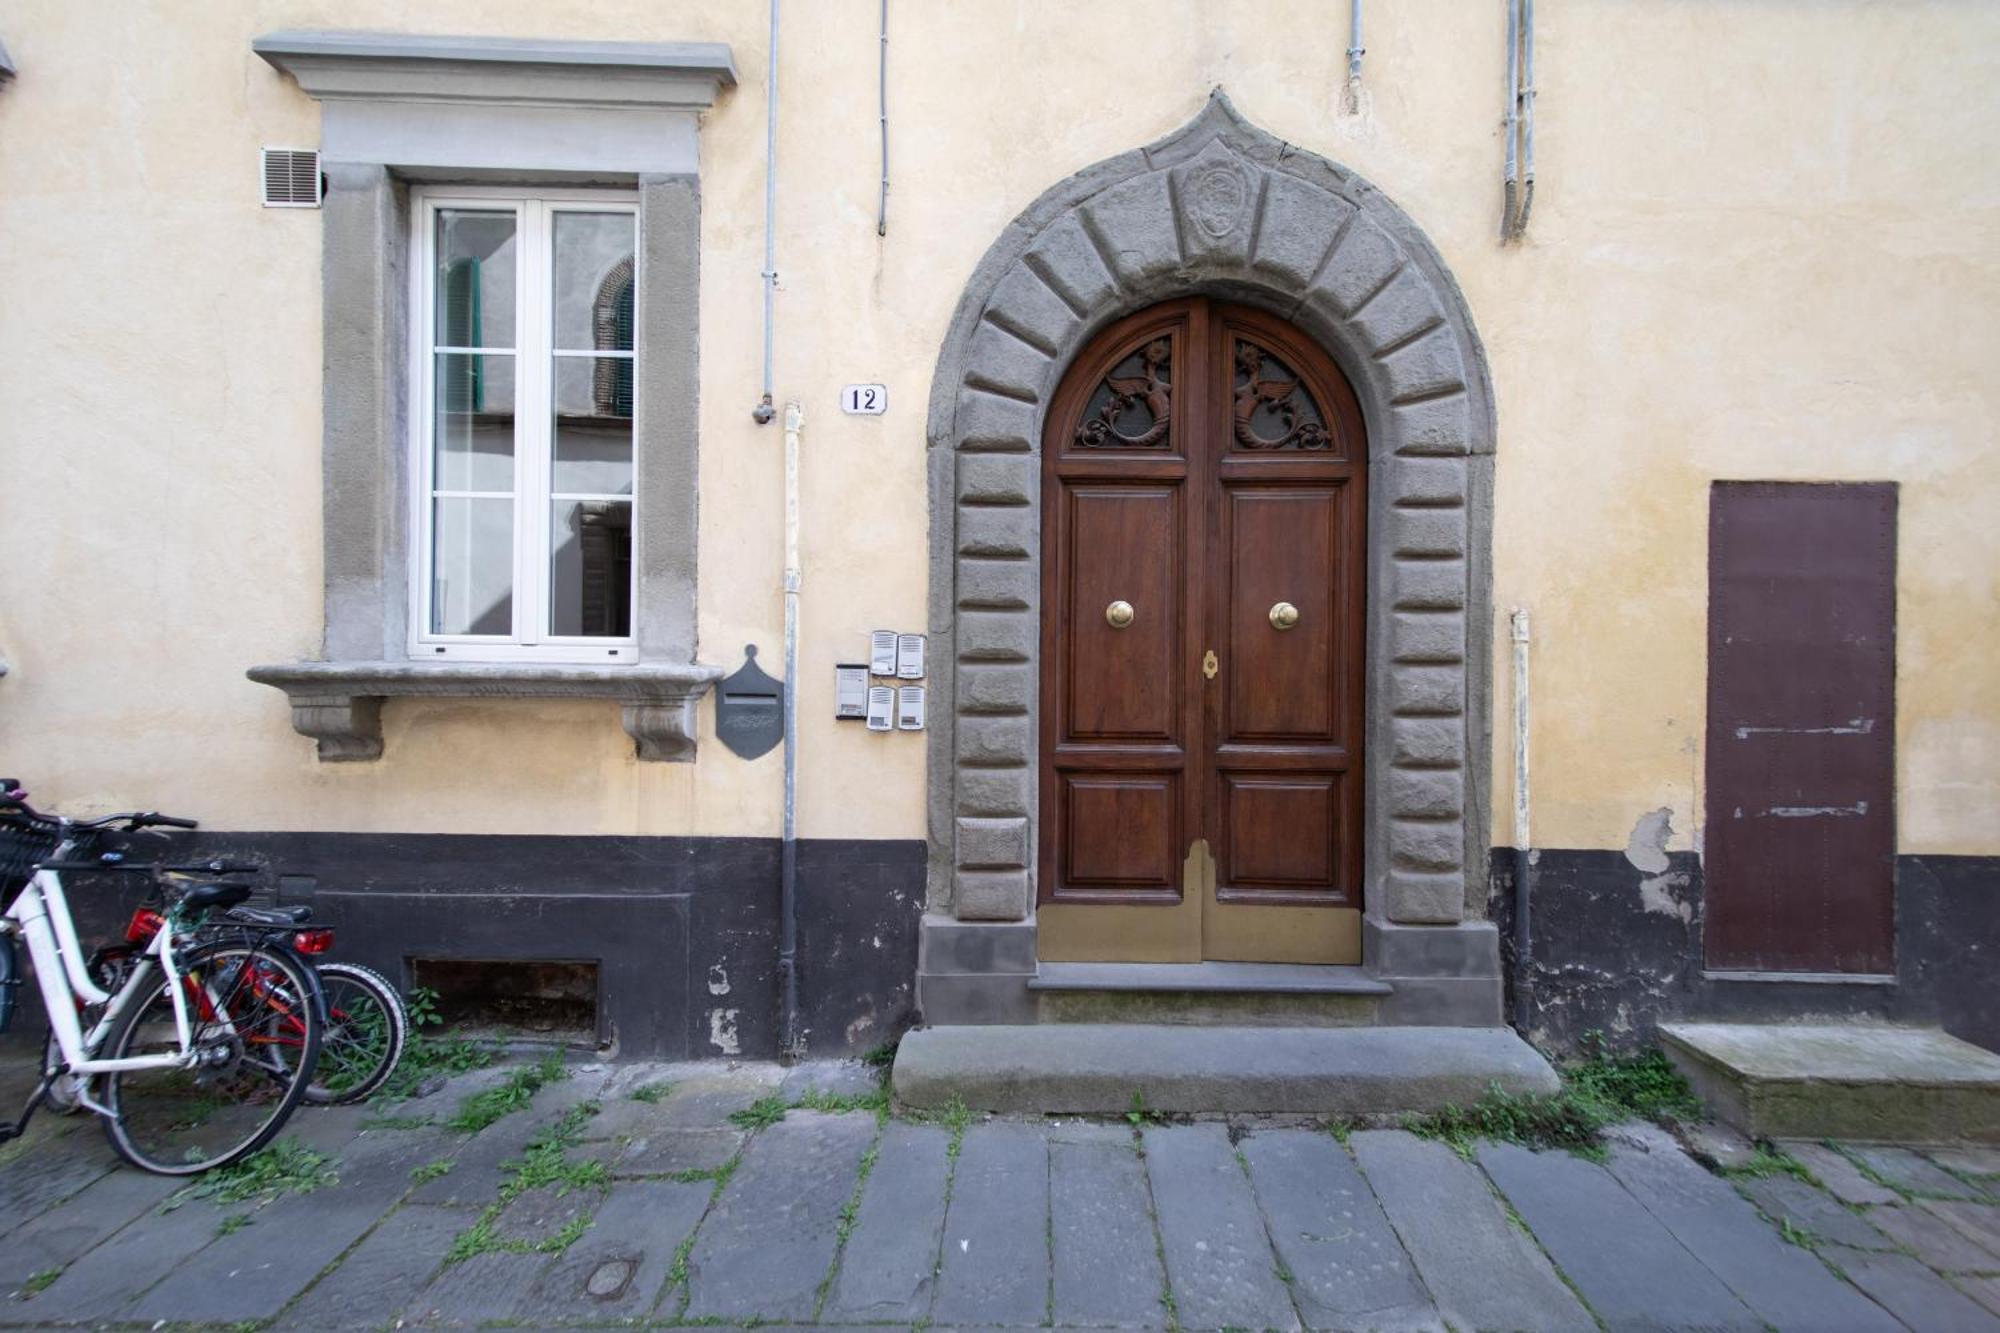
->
165, 1139, 339, 1211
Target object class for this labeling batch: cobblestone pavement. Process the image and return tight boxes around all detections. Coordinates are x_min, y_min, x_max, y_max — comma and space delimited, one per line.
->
0, 1055, 1998, 1330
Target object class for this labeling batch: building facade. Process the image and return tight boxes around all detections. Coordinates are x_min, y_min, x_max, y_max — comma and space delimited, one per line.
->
1, 1, 1995, 1059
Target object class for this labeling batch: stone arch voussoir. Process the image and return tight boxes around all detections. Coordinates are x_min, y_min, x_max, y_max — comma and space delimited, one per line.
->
926, 92, 1495, 934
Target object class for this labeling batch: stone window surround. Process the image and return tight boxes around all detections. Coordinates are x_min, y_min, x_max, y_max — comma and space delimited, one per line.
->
923, 96, 1500, 1012
245, 32, 737, 762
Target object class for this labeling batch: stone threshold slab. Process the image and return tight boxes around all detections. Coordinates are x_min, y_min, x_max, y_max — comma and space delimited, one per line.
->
1028, 960, 1393, 995
892, 1022, 1557, 1113
1661, 1023, 2000, 1143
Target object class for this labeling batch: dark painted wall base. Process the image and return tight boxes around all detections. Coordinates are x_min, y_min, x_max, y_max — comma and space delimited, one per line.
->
41, 834, 924, 1060
1488, 849, 2000, 1057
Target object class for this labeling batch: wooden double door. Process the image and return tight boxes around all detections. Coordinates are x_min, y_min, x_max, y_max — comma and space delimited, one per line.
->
1037, 299, 1367, 964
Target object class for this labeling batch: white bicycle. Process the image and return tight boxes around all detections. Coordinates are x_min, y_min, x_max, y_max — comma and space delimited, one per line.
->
0, 781, 323, 1175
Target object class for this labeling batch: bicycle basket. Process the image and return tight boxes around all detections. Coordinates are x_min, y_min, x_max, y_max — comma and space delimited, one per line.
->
0, 812, 63, 908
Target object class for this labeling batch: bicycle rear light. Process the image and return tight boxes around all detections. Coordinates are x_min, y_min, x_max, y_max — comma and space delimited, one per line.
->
124, 908, 165, 944
292, 929, 335, 955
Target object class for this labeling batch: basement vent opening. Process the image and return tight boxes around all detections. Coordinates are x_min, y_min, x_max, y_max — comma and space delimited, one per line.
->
261, 147, 322, 208
410, 958, 600, 1045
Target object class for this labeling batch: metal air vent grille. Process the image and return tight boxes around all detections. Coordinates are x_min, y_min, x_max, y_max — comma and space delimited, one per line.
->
262, 147, 322, 208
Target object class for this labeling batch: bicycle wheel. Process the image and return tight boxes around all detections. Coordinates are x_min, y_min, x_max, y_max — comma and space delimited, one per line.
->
100, 940, 322, 1175
304, 961, 407, 1106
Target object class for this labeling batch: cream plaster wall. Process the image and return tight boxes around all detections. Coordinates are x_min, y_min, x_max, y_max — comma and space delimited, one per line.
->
0, 1, 1993, 856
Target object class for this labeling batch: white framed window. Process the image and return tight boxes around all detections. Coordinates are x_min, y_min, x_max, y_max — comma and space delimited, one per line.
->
409, 187, 639, 662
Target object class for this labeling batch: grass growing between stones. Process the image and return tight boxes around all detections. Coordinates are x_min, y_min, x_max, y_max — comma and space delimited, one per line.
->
726, 1084, 892, 1132
662, 1151, 746, 1317
164, 1138, 340, 1211
445, 1054, 567, 1134
1402, 1048, 1703, 1159
21, 1266, 63, 1297
812, 1126, 884, 1320
1717, 1145, 1816, 1183
629, 1080, 673, 1104
443, 1100, 607, 1266
410, 1158, 454, 1185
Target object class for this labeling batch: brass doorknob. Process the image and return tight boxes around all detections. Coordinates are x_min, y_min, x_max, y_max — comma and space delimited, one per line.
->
1269, 601, 1300, 630
1106, 600, 1135, 629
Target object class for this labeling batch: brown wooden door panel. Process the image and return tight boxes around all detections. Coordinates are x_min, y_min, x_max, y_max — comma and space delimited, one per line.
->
1703, 482, 1897, 974
1039, 298, 1366, 960
1220, 774, 1340, 889
1058, 774, 1182, 899
1059, 486, 1184, 743
1223, 487, 1343, 742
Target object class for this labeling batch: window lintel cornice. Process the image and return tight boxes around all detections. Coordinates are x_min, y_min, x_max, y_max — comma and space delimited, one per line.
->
253, 30, 737, 111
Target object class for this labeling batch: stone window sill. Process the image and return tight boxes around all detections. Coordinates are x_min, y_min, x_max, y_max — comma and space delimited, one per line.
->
247, 660, 723, 763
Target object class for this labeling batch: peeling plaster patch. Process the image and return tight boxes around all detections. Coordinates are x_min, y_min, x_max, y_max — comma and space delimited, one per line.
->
707, 1008, 741, 1055
706, 964, 729, 996
1624, 807, 1674, 875
1765, 802, 1869, 819
1736, 718, 1874, 740
1639, 870, 1695, 923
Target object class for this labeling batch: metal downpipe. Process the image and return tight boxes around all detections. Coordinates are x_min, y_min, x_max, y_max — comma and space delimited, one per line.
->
779, 402, 804, 1057
753, 0, 780, 424
1510, 608, 1534, 1036
1503, 0, 1521, 240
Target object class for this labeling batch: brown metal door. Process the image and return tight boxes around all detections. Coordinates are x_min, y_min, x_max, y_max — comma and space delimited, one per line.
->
1703, 482, 1897, 974
1037, 299, 1366, 963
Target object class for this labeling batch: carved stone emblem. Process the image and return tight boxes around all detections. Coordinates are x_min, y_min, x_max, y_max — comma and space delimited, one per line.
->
1190, 163, 1248, 239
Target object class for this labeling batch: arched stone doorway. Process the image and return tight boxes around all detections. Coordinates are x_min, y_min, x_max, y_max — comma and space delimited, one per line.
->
921, 94, 1500, 1023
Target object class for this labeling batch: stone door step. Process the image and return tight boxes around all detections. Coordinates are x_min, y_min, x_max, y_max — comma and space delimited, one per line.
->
1660, 1022, 2000, 1143
1026, 961, 1392, 1025
892, 1022, 1559, 1114
1029, 961, 1393, 994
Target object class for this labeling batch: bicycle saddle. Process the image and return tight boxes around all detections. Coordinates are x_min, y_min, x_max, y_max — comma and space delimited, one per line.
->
180, 882, 253, 913
224, 903, 312, 926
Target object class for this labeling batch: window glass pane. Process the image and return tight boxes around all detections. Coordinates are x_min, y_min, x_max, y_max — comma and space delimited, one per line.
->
434, 354, 515, 491
551, 212, 636, 352
435, 210, 517, 349
431, 497, 514, 636
549, 499, 632, 638
551, 357, 633, 496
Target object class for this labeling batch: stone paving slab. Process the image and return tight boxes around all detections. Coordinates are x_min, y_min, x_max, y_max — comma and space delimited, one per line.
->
933, 1120, 1052, 1328
1781, 1140, 1902, 1206
491, 1181, 600, 1245
1240, 1128, 1439, 1332
1145, 1123, 1299, 1332
122, 1120, 457, 1325
1050, 1123, 1166, 1328
1603, 1124, 1902, 1333
1351, 1130, 1594, 1333
1924, 1199, 2000, 1261
517, 1177, 712, 1322
1965, 1274, 2000, 1319
596, 1125, 743, 1176
824, 1120, 951, 1324
780, 1059, 886, 1102
0, 1161, 176, 1294
682, 1109, 876, 1322
1867, 1201, 2000, 1273
1479, 1139, 1763, 1332
21, 1187, 232, 1321
1820, 1244, 2000, 1332
269, 1202, 467, 1331
1931, 1146, 2000, 1178
1737, 1173, 1900, 1250
405, 1248, 553, 1327
1849, 1144, 1986, 1199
